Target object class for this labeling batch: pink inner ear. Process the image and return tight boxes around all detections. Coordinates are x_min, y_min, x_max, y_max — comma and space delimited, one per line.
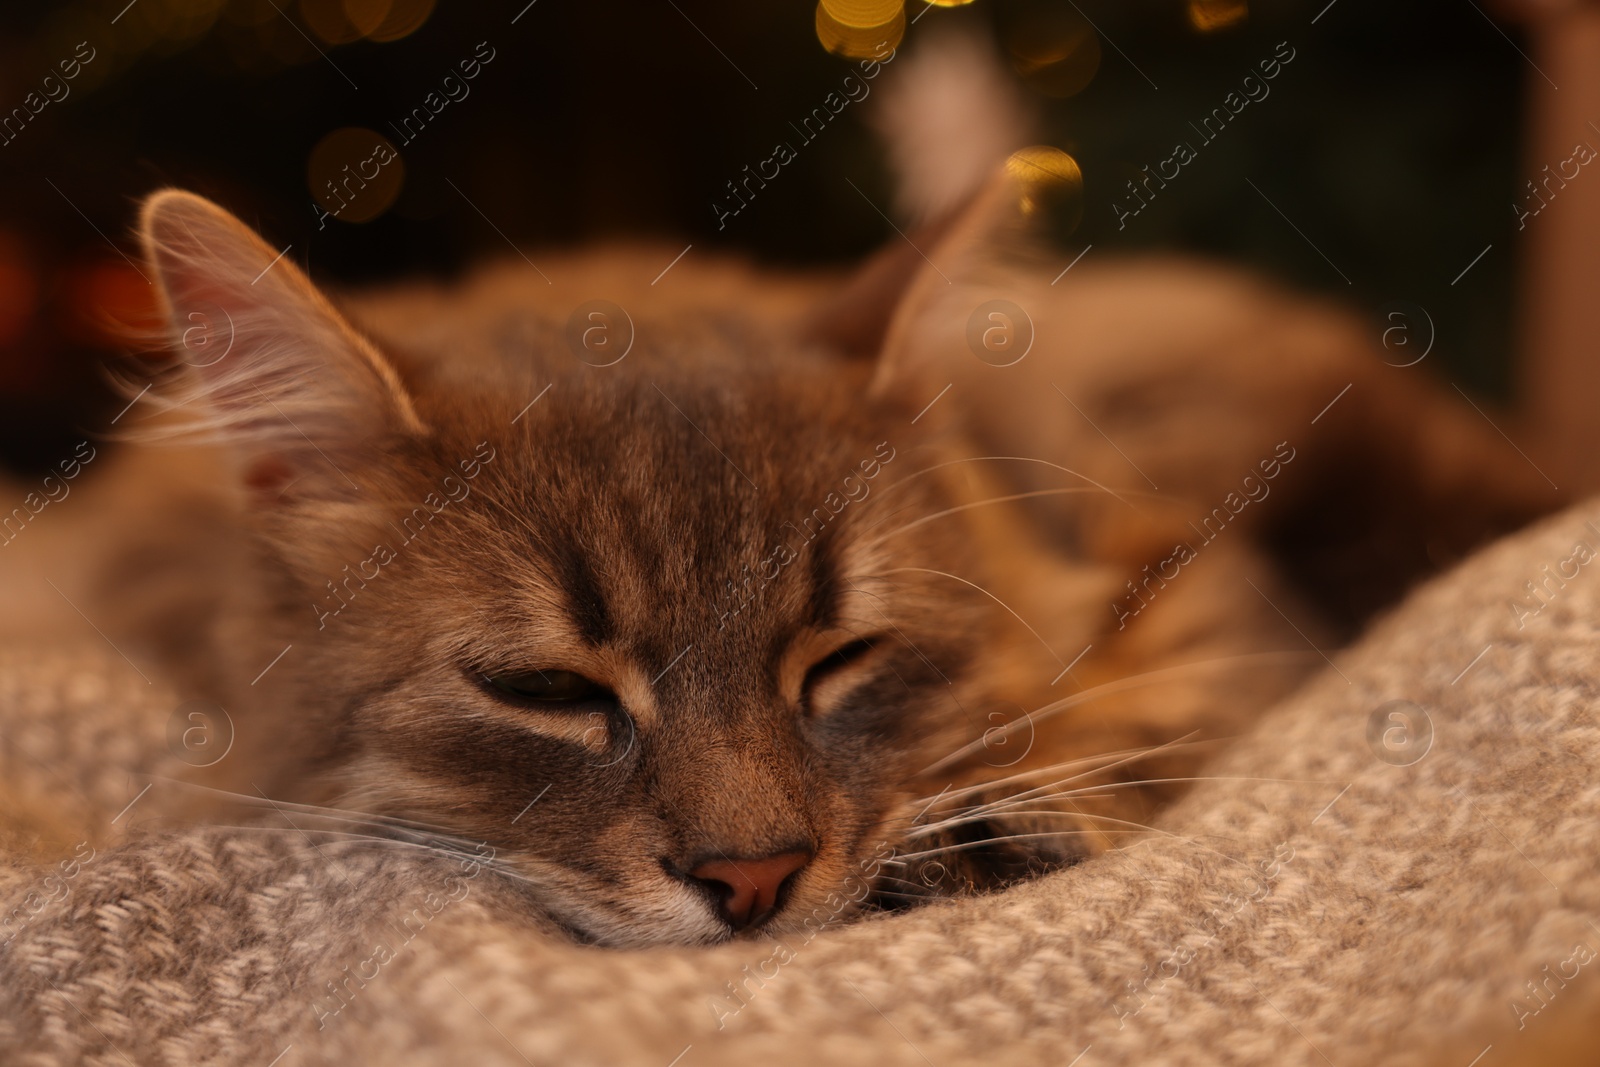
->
244, 456, 296, 502
146, 213, 274, 321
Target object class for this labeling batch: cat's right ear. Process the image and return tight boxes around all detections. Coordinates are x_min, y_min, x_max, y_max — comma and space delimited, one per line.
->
798, 162, 1040, 394
138, 189, 426, 504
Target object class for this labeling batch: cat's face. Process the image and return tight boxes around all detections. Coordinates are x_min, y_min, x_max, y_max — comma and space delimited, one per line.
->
139, 191, 1010, 946
304, 373, 1003, 945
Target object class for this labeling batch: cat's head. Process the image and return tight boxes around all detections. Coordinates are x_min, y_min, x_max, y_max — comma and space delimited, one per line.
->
136, 190, 1045, 946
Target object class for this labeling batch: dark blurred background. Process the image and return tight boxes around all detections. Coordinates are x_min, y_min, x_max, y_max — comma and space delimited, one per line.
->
0, 0, 1529, 476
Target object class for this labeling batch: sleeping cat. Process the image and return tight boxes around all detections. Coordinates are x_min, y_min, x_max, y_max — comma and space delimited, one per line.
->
99, 168, 1555, 948
136, 183, 1108, 947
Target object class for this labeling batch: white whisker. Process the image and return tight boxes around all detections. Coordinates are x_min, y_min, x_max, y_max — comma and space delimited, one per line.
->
872, 454, 1152, 514
941, 739, 1201, 820
908, 799, 1117, 836
908, 774, 1321, 838
1062, 812, 1267, 873
911, 736, 1218, 808
920, 650, 1315, 774
194, 824, 495, 868
886, 830, 1110, 863
885, 565, 1065, 672
864, 487, 1138, 548
143, 775, 490, 846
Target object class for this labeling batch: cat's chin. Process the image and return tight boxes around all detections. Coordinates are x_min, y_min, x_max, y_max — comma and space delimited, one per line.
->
573, 895, 876, 949
561, 907, 733, 950
549, 872, 785, 948
545, 873, 882, 949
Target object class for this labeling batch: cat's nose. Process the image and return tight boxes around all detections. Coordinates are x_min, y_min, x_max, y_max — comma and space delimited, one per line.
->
686, 848, 813, 930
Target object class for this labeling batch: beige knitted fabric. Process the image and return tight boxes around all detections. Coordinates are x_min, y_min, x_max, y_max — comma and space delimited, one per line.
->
5, 500, 1600, 1066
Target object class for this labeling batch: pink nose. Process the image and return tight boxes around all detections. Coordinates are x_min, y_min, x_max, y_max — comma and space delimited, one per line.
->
688, 850, 812, 930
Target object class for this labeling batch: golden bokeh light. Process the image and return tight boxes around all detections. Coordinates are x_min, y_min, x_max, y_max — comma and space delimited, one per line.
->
342, 0, 394, 38
1187, 0, 1248, 32
923, 0, 978, 7
368, 0, 435, 42
1004, 145, 1085, 229
307, 127, 406, 225
819, 0, 902, 30
1005, 7, 1101, 99
141, 0, 227, 44
815, 2, 904, 59
299, 0, 432, 44
300, 0, 363, 44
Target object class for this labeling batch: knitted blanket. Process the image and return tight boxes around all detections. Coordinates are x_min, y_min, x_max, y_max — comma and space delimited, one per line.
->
4, 499, 1600, 1066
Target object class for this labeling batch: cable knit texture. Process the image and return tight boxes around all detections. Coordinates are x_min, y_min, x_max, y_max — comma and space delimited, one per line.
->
5, 501, 1600, 1065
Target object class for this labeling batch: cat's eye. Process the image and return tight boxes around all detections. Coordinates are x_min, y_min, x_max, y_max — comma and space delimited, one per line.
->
480, 669, 615, 709
801, 636, 881, 711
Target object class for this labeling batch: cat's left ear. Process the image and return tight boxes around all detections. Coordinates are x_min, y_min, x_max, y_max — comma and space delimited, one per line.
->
138, 189, 426, 503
